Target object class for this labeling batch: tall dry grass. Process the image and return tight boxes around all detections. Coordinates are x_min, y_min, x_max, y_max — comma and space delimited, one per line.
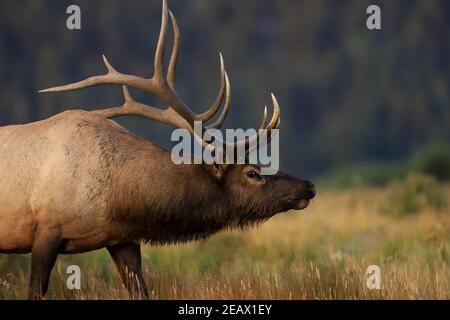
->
1, 183, 449, 300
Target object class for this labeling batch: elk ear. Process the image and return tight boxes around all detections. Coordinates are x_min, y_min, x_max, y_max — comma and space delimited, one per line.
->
206, 163, 227, 181
212, 164, 225, 180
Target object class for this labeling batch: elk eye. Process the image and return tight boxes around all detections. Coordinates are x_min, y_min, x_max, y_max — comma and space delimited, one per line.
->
247, 170, 260, 179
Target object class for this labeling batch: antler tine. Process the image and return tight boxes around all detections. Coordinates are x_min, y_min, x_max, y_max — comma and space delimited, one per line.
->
153, 0, 169, 84
260, 106, 268, 129
267, 93, 281, 130
122, 85, 132, 101
102, 55, 118, 73
205, 72, 231, 129
167, 10, 180, 91
257, 94, 281, 146
261, 115, 281, 148
197, 53, 227, 122
38, 56, 153, 94
167, 11, 227, 124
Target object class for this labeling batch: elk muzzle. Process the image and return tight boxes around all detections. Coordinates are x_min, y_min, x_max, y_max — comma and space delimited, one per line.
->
290, 180, 316, 210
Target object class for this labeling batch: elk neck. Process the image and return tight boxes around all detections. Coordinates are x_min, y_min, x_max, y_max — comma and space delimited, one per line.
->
107, 145, 234, 244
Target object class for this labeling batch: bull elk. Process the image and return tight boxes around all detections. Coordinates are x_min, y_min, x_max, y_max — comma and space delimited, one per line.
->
0, 0, 315, 299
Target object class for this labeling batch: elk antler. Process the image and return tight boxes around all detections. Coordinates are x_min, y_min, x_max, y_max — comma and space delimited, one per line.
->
39, 0, 280, 156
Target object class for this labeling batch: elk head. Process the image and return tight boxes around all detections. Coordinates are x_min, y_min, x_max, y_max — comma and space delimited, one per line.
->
40, 0, 315, 226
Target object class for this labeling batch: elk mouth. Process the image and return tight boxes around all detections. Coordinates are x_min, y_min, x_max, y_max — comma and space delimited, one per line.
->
283, 196, 311, 210
293, 199, 310, 210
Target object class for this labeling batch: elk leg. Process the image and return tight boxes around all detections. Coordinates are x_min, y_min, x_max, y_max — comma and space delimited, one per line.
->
107, 243, 149, 299
28, 232, 61, 300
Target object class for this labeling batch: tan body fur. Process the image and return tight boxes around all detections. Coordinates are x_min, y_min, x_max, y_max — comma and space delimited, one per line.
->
0, 111, 129, 253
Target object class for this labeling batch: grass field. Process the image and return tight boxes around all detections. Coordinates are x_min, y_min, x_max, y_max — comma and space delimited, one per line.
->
1, 177, 449, 300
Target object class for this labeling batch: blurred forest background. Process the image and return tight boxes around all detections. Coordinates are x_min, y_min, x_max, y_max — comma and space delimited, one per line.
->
0, 0, 449, 183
